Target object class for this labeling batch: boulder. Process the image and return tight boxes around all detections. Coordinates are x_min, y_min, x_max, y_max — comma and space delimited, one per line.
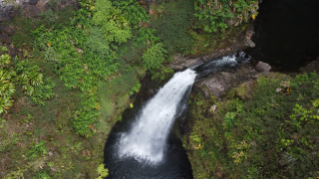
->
198, 72, 232, 97
24, 5, 41, 17
6, 45, 17, 57
196, 64, 259, 98
246, 39, 256, 48
27, 0, 39, 5
8, 11, 16, 18
235, 80, 254, 100
169, 53, 203, 70
0, 34, 11, 45
0, 24, 14, 36
255, 61, 271, 75
0, 12, 11, 23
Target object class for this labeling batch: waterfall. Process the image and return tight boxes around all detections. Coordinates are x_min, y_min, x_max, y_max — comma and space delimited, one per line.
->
118, 69, 197, 163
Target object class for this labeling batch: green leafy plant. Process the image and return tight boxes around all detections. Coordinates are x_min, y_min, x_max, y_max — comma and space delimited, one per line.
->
34, 172, 51, 179
27, 141, 48, 160
129, 82, 141, 95
31, 78, 55, 106
142, 43, 167, 72
40, 10, 58, 25
194, 0, 259, 32
96, 164, 109, 179
0, 54, 16, 114
135, 27, 160, 46
16, 63, 43, 96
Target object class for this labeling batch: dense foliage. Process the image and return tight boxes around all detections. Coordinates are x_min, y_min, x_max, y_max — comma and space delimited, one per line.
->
31, 0, 170, 137
186, 72, 319, 178
194, 0, 259, 32
149, 0, 194, 55
0, 47, 55, 114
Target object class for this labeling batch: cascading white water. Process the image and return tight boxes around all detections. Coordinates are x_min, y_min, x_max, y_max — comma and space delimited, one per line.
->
118, 69, 197, 163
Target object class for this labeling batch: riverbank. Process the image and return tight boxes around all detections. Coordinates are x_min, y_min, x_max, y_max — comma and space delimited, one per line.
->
182, 58, 319, 178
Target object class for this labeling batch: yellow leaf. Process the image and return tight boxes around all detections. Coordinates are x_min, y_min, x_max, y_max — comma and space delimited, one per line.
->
252, 15, 256, 20
130, 103, 133, 108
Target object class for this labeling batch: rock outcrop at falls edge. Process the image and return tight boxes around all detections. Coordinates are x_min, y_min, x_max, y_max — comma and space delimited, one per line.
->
196, 61, 273, 100
169, 24, 257, 71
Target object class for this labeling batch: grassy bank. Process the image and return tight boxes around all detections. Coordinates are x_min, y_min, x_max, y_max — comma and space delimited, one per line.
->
184, 71, 319, 178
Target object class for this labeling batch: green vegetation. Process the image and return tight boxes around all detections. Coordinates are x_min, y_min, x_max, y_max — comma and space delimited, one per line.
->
11, 6, 74, 48
31, 0, 150, 137
185, 72, 319, 178
149, 0, 194, 55
96, 164, 109, 179
142, 43, 167, 72
1, 0, 264, 178
0, 47, 54, 115
194, 0, 259, 32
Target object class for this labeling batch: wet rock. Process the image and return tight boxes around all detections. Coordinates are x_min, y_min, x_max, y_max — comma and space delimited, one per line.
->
255, 61, 271, 75
6, 45, 16, 57
198, 72, 232, 97
24, 5, 41, 17
36, 0, 51, 12
246, 39, 256, 48
169, 53, 202, 70
0, 34, 11, 45
196, 64, 259, 98
0, 24, 14, 36
0, 12, 11, 23
8, 11, 16, 18
27, 0, 39, 5
169, 37, 250, 70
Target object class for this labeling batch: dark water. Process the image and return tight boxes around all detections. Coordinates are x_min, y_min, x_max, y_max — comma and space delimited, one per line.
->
104, 133, 192, 179
245, 0, 319, 71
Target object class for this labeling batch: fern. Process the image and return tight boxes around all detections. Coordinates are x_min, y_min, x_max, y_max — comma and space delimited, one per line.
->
142, 43, 167, 72
86, 27, 112, 58
31, 77, 55, 106
96, 164, 109, 179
